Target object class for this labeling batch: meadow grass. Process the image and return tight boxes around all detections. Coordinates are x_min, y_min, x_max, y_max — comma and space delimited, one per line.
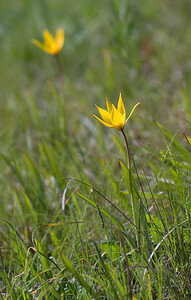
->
0, 0, 191, 299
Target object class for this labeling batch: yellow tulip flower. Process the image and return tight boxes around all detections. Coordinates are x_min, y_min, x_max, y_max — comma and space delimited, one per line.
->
32, 28, 64, 55
92, 93, 140, 130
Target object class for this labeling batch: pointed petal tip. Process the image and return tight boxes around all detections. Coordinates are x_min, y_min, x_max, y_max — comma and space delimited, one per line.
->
95, 104, 101, 110
31, 39, 39, 44
106, 97, 110, 104
92, 114, 113, 128
43, 29, 49, 34
125, 101, 141, 123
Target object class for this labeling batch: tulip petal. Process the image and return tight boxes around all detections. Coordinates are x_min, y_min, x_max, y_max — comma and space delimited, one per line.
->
117, 93, 126, 117
31, 39, 50, 53
106, 97, 112, 114
95, 105, 112, 124
111, 104, 125, 129
125, 102, 140, 124
56, 28, 64, 48
92, 114, 113, 127
43, 30, 55, 46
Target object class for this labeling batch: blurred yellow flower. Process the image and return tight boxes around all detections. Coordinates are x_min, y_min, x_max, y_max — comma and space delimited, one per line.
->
92, 93, 140, 130
32, 28, 64, 55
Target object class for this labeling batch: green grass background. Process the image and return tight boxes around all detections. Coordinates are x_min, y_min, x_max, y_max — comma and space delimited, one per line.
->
0, 0, 191, 299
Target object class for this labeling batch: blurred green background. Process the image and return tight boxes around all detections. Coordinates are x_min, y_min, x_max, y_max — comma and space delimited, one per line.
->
1, 0, 191, 134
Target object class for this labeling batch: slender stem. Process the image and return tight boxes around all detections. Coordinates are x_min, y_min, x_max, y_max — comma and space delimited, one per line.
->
55, 54, 64, 93
121, 128, 131, 169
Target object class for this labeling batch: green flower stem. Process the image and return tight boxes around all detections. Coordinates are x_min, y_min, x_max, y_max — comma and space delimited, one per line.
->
121, 128, 131, 169
55, 54, 64, 93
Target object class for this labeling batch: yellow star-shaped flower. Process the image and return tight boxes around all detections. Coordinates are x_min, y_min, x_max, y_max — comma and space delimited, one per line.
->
92, 93, 140, 130
32, 28, 64, 55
